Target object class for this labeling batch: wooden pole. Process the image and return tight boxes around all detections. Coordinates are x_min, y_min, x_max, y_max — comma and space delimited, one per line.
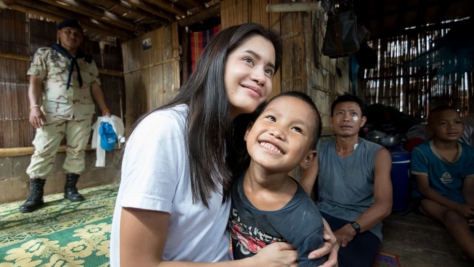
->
0, 52, 29, 61
266, 2, 322, 13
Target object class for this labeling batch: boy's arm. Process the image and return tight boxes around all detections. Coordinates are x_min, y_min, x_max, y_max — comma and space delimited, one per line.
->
463, 176, 474, 205
415, 174, 461, 210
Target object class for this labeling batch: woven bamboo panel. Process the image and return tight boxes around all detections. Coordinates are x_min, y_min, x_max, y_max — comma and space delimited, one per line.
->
363, 29, 474, 118
29, 18, 57, 58
122, 22, 180, 135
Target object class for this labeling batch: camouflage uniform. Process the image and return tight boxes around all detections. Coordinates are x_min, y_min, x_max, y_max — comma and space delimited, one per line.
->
26, 47, 100, 178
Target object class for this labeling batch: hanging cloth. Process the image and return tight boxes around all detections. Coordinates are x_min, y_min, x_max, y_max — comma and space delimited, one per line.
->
51, 44, 90, 89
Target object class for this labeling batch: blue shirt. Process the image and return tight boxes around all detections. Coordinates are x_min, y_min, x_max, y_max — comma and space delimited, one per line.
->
411, 141, 474, 203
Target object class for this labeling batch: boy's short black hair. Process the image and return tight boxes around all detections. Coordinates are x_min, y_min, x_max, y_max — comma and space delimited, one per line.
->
255, 91, 322, 149
428, 105, 459, 124
330, 93, 366, 117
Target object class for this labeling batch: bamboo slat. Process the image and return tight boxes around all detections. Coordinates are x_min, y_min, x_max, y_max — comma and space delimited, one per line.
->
0, 145, 95, 157
363, 24, 474, 118
122, 22, 180, 134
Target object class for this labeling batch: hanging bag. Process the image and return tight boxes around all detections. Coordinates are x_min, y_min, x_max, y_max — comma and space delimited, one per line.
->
322, 10, 360, 58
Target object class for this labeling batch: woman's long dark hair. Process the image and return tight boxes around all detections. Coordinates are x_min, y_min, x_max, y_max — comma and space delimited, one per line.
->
132, 23, 282, 207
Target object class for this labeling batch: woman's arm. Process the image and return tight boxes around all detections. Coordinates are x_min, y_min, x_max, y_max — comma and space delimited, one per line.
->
119, 207, 298, 267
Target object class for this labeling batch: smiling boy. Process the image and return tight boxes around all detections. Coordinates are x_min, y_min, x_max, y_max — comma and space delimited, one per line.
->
229, 91, 327, 266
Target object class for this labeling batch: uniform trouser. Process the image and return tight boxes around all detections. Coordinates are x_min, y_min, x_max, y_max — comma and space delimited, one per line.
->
26, 117, 92, 178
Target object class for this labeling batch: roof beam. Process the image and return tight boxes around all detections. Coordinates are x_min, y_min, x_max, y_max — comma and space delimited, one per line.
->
177, 3, 219, 27
2, 0, 134, 40
395, 0, 408, 31
122, 0, 174, 21
143, 0, 186, 17
373, 19, 471, 39
82, 0, 166, 25
414, 0, 427, 28
434, 1, 450, 24
360, 0, 468, 22
38, 0, 145, 33
185, 0, 206, 10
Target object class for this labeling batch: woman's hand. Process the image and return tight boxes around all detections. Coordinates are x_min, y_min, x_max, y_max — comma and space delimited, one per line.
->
308, 219, 339, 267
252, 242, 298, 267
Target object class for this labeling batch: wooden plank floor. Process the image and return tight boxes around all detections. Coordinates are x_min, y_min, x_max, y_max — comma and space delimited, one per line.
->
380, 211, 473, 267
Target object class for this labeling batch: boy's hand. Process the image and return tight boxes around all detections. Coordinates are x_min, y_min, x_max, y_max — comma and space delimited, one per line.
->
454, 203, 474, 218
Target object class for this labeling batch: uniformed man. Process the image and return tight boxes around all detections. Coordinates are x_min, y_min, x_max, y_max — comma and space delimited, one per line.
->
20, 18, 111, 213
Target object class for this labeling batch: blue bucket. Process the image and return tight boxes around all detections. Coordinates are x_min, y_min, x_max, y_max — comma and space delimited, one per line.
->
390, 149, 411, 211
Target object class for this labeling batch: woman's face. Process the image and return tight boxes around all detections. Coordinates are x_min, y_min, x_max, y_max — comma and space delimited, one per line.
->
224, 35, 276, 119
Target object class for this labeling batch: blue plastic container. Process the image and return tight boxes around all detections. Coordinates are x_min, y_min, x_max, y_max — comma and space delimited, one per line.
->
390, 148, 411, 211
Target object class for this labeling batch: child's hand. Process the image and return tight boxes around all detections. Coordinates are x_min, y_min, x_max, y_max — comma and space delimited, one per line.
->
454, 203, 474, 218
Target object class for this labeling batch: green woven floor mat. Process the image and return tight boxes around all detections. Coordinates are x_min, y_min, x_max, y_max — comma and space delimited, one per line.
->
0, 183, 118, 267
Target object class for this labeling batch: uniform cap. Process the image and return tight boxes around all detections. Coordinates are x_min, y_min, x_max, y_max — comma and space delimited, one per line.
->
58, 18, 83, 32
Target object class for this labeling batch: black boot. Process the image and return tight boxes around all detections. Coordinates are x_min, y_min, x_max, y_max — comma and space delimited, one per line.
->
64, 173, 85, 202
19, 178, 46, 213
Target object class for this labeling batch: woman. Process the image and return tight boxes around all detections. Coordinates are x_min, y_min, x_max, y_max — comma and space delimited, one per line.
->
110, 23, 337, 267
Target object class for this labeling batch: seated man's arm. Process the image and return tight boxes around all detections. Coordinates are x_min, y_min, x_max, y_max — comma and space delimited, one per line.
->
335, 148, 393, 247
300, 153, 318, 196
354, 147, 393, 231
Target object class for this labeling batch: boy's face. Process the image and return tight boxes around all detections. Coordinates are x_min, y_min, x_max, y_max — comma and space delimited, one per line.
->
244, 96, 317, 173
428, 109, 464, 142
330, 101, 366, 138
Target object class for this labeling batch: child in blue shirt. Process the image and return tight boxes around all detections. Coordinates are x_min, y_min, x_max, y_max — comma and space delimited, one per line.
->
411, 105, 474, 261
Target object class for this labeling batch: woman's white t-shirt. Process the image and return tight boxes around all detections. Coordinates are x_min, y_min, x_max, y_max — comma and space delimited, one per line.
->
110, 104, 231, 266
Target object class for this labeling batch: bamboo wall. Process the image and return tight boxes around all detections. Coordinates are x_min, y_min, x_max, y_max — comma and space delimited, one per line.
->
0, 10, 32, 149
220, 0, 283, 99
0, 10, 125, 149
121, 22, 180, 136
220, 0, 349, 128
363, 27, 474, 119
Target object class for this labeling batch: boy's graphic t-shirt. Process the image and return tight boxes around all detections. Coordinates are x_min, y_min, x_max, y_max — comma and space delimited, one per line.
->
229, 174, 326, 267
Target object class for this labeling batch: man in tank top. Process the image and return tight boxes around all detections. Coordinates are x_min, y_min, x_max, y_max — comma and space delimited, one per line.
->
302, 94, 393, 267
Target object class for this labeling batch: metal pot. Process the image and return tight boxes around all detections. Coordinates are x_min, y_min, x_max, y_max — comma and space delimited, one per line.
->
366, 135, 400, 147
